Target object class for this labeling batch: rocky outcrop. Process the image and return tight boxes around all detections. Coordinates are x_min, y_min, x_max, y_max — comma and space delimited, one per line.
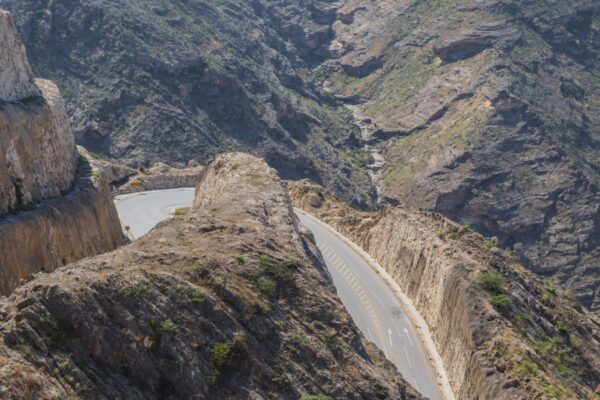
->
325, 0, 600, 313
0, 12, 78, 216
0, 152, 125, 295
117, 162, 203, 194
290, 180, 600, 400
0, 154, 421, 400
0, 11, 124, 295
0, 10, 39, 101
0, 79, 78, 214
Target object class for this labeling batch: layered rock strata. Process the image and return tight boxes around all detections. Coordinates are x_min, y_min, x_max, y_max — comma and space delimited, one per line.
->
0, 11, 124, 295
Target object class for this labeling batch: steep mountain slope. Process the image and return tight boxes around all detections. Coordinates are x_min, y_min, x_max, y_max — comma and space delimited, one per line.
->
325, 0, 600, 312
0, 153, 421, 400
290, 180, 600, 400
0, 0, 375, 206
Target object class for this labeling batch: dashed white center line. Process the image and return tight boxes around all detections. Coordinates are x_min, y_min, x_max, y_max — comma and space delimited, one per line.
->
403, 346, 413, 368
404, 327, 414, 346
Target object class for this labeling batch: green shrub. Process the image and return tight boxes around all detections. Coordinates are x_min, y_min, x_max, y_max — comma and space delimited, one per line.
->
209, 333, 246, 368
124, 282, 149, 298
490, 294, 510, 312
257, 277, 277, 298
255, 255, 298, 298
190, 289, 205, 304
555, 321, 568, 336
478, 271, 505, 293
159, 320, 178, 335
301, 395, 332, 400
234, 256, 245, 265
448, 230, 460, 240
258, 255, 275, 266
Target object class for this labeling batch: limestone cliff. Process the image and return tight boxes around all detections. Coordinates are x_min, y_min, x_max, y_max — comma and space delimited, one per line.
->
0, 149, 125, 295
0, 11, 124, 295
290, 180, 600, 400
0, 153, 421, 400
0, 10, 39, 102
0, 79, 78, 214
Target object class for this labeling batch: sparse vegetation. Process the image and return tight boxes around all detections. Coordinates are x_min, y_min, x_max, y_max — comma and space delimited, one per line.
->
477, 271, 505, 293
124, 282, 149, 298
173, 207, 190, 216
254, 255, 298, 298
190, 289, 205, 304
159, 319, 178, 335
209, 333, 246, 369
234, 255, 245, 265
257, 276, 277, 298
489, 294, 510, 312
301, 395, 333, 400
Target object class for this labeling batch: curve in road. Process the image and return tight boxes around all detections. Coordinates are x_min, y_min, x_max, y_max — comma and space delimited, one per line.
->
114, 188, 195, 239
114, 188, 443, 400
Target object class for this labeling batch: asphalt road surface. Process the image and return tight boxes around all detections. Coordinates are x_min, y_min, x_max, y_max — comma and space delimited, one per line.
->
296, 211, 441, 400
114, 188, 195, 239
114, 188, 441, 399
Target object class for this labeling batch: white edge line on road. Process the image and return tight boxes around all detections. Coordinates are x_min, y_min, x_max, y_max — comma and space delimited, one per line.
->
295, 208, 456, 400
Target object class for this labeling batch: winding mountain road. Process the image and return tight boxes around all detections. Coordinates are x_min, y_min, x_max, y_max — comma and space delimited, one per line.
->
114, 188, 443, 400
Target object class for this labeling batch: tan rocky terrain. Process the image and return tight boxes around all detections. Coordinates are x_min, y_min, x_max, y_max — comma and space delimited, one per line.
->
324, 0, 600, 313
0, 153, 421, 400
0, 11, 124, 295
290, 180, 600, 400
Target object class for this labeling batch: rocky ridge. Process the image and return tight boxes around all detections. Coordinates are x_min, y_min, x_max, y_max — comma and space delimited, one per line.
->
0, 17, 77, 215
0, 153, 421, 400
324, 0, 600, 313
289, 180, 600, 400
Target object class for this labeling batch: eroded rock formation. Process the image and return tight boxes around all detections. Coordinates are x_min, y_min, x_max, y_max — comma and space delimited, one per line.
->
0, 154, 421, 400
0, 10, 39, 102
0, 11, 124, 295
290, 180, 600, 400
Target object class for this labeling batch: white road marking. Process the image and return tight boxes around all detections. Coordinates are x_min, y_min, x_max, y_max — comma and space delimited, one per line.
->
388, 328, 393, 348
404, 327, 414, 346
371, 291, 386, 307
403, 346, 413, 368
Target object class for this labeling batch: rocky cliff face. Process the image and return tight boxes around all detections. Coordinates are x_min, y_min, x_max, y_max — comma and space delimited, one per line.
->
324, 0, 600, 313
0, 10, 39, 101
0, 0, 376, 206
290, 180, 600, 400
0, 11, 77, 215
0, 11, 124, 295
0, 149, 126, 295
0, 153, 421, 400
